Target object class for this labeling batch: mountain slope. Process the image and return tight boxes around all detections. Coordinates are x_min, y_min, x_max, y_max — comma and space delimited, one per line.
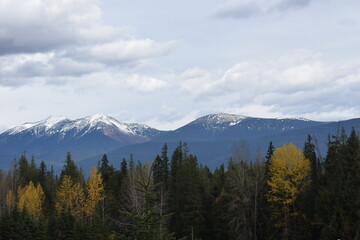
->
0, 114, 161, 168
152, 113, 326, 142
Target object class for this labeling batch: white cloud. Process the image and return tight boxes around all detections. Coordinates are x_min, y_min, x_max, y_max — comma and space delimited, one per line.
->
0, 52, 103, 85
179, 50, 360, 119
0, 0, 177, 87
0, 0, 101, 54
125, 74, 168, 93
80, 39, 177, 63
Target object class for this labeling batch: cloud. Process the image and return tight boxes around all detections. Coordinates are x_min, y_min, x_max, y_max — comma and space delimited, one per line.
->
215, 0, 261, 19
214, 0, 315, 19
274, 0, 313, 11
0, 0, 177, 87
73, 39, 177, 64
0, 0, 101, 54
179, 50, 360, 118
0, 53, 104, 86
125, 74, 168, 93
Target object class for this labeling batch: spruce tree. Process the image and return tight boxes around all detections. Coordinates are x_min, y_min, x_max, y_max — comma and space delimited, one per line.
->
60, 152, 82, 183
99, 154, 110, 186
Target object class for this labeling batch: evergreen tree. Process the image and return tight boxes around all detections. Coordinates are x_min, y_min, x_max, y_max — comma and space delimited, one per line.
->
120, 158, 128, 178
160, 143, 169, 181
153, 155, 163, 185
265, 141, 275, 170
179, 154, 204, 239
298, 135, 321, 239
60, 152, 82, 183
38, 161, 47, 187
321, 128, 360, 239
99, 154, 110, 185
56, 209, 76, 240
18, 153, 30, 187
168, 143, 184, 237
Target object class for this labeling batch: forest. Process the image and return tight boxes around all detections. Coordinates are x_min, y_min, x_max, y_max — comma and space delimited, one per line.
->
0, 128, 359, 240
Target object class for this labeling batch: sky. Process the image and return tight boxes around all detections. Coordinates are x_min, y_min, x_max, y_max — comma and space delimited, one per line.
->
0, 0, 360, 132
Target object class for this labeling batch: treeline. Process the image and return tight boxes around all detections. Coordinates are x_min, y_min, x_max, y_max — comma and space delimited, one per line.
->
0, 128, 359, 239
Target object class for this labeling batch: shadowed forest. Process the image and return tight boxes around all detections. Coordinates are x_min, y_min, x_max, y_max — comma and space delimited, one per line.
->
0, 128, 359, 240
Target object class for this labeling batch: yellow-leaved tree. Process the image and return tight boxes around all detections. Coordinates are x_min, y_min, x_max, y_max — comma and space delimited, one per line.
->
267, 143, 310, 238
55, 175, 85, 218
17, 181, 45, 221
84, 166, 104, 217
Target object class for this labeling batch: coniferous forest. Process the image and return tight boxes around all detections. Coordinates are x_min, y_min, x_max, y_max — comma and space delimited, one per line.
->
0, 128, 359, 240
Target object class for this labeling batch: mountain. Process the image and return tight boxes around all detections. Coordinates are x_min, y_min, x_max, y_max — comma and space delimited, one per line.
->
152, 113, 325, 142
0, 114, 161, 169
1, 113, 360, 172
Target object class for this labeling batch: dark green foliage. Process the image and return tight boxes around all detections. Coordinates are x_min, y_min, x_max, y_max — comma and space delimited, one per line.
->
18, 153, 39, 187
316, 128, 360, 240
56, 209, 76, 240
168, 143, 206, 239
0, 208, 43, 240
265, 141, 275, 164
297, 135, 321, 239
153, 144, 170, 185
99, 154, 110, 184
59, 152, 83, 183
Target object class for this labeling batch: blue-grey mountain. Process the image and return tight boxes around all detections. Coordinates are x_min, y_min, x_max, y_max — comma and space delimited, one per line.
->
0, 113, 359, 171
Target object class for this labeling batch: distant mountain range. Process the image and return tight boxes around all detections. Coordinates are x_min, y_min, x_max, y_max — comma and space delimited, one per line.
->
0, 113, 359, 171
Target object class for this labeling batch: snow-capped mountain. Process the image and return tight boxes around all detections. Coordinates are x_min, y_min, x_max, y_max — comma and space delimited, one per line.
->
1, 113, 360, 171
0, 114, 161, 168
151, 113, 324, 142
190, 113, 248, 130
2, 114, 159, 142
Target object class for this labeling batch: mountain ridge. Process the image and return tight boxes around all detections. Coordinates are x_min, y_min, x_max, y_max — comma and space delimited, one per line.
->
0, 113, 358, 171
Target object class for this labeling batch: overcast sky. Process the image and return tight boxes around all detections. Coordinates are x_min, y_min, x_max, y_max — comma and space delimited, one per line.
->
0, 0, 359, 132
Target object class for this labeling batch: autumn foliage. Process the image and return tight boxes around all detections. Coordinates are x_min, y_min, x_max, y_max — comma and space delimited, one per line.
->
17, 181, 45, 221
267, 143, 310, 236
55, 175, 85, 217
84, 166, 104, 217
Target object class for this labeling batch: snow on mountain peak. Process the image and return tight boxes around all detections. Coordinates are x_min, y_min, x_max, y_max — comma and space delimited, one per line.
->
43, 116, 69, 129
7, 116, 69, 135
87, 113, 111, 123
83, 114, 131, 134
7, 121, 40, 135
198, 113, 247, 124
192, 113, 248, 130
